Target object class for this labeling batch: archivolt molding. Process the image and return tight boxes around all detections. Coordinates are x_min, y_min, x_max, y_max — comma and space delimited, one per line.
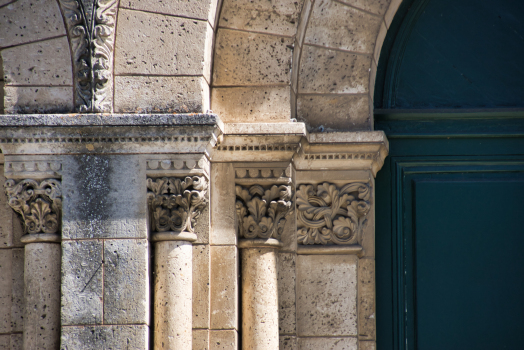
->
4, 179, 62, 235
235, 184, 293, 241
58, 0, 118, 112
147, 176, 208, 234
296, 182, 371, 245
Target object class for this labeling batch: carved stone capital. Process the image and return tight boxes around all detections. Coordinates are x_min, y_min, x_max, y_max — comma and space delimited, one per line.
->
147, 176, 208, 238
296, 182, 371, 245
235, 184, 293, 241
4, 179, 62, 235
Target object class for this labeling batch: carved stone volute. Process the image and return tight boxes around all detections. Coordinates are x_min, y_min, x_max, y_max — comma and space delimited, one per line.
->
4, 179, 62, 235
235, 184, 293, 241
296, 182, 371, 245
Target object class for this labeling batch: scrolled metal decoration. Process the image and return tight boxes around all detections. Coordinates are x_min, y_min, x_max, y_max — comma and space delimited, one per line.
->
296, 182, 371, 245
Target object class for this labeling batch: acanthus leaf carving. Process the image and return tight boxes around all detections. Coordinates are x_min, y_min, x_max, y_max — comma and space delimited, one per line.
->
235, 184, 293, 241
147, 176, 208, 234
296, 182, 370, 245
4, 179, 62, 235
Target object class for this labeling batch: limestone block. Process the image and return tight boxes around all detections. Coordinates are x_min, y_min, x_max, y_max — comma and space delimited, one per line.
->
11, 248, 24, 332
297, 255, 358, 336
337, 0, 391, 16
0, 335, 8, 349
104, 239, 149, 324
211, 86, 291, 123
304, 0, 382, 53
0, 249, 13, 333
361, 203, 375, 257
278, 252, 296, 334
213, 29, 292, 86
115, 9, 210, 76
0, 0, 66, 48
209, 330, 237, 350
298, 337, 358, 349
10, 334, 22, 350
358, 258, 376, 340
296, 0, 312, 48
360, 340, 376, 350
210, 163, 236, 245
61, 240, 103, 325
210, 245, 238, 329
280, 204, 297, 251
1, 37, 72, 85
219, 0, 303, 36
3, 86, 73, 114
0, 165, 14, 248
297, 94, 370, 132
193, 244, 210, 328
194, 194, 210, 244
291, 42, 300, 91
193, 329, 209, 350
114, 76, 209, 113
374, 22, 388, 67
24, 243, 61, 349
299, 45, 370, 94
120, 0, 212, 21
280, 335, 297, 350
62, 155, 147, 239
60, 325, 149, 349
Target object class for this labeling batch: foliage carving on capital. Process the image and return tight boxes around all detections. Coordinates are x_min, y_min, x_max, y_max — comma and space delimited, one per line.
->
4, 179, 62, 235
147, 176, 208, 234
296, 182, 371, 245
235, 184, 293, 241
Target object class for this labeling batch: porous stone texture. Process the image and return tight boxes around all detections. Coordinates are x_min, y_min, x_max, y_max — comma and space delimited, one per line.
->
211, 86, 291, 123
359, 340, 376, 350
213, 29, 292, 86
61, 325, 149, 349
297, 254, 358, 336
210, 163, 236, 245
154, 241, 193, 349
0, 0, 66, 48
114, 9, 211, 77
337, 0, 391, 16
193, 329, 209, 350
219, 0, 304, 36
298, 337, 358, 349
61, 240, 103, 325
104, 239, 149, 324
3, 86, 73, 114
209, 330, 237, 350
1, 37, 72, 85
299, 45, 370, 94
24, 243, 61, 349
120, 0, 214, 21
358, 258, 376, 340
304, 0, 382, 53
280, 335, 297, 350
210, 245, 238, 329
241, 247, 279, 350
297, 94, 370, 131
278, 252, 296, 334
114, 76, 209, 113
193, 244, 210, 328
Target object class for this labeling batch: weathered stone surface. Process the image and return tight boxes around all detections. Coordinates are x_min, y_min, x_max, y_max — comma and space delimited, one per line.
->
0, 0, 66, 48
280, 204, 296, 251
120, 0, 213, 21
298, 337, 358, 349
193, 244, 210, 328
0, 249, 13, 333
11, 248, 24, 332
280, 335, 297, 350
297, 94, 370, 132
297, 254, 358, 336
62, 155, 147, 239
210, 163, 236, 245
338, 0, 391, 15
0, 335, 8, 349
210, 245, 238, 329
1, 37, 72, 85
104, 239, 149, 324
358, 258, 376, 340
304, 0, 382, 53
278, 252, 296, 334
299, 45, 370, 94
295, 0, 312, 48
385, 0, 402, 28
219, 0, 303, 36
213, 29, 292, 85
374, 22, 388, 66
194, 193, 210, 244
209, 330, 237, 350
211, 86, 291, 123
361, 203, 375, 257
61, 240, 103, 325
10, 333, 22, 350
114, 76, 209, 113
193, 329, 209, 350
115, 9, 210, 76
4, 86, 73, 114
24, 243, 61, 349
0, 164, 14, 247
60, 325, 149, 349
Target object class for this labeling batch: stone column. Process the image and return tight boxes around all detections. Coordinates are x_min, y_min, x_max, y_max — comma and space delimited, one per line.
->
235, 183, 293, 350
147, 175, 209, 349
5, 178, 62, 350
